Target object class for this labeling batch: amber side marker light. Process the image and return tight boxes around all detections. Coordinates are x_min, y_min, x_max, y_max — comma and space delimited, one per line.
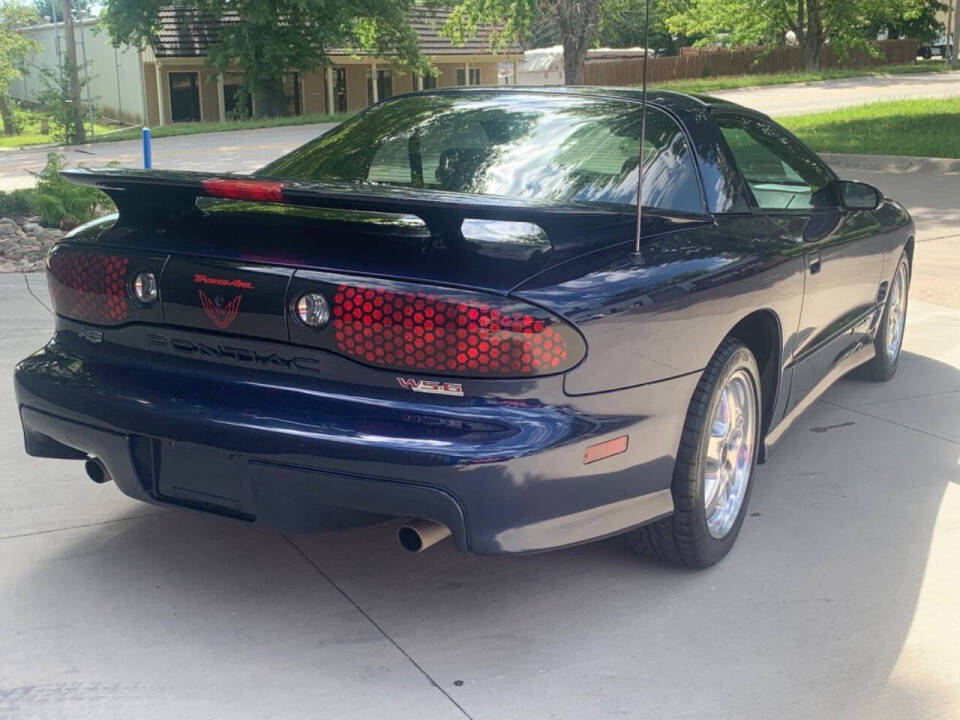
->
202, 178, 288, 204
583, 435, 629, 464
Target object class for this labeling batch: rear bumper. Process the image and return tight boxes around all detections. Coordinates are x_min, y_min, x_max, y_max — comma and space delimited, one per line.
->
15, 329, 695, 554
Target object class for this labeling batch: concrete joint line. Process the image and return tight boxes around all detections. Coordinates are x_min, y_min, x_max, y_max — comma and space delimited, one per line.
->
820, 399, 960, 446
281, 534, 475, 720
0, 510, 173, 542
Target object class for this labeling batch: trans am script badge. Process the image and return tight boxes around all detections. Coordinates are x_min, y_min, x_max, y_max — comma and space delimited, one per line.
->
194, 274, 253, 330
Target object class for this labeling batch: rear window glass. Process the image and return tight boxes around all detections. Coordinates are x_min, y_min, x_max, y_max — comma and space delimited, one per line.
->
259, 92, 704, 214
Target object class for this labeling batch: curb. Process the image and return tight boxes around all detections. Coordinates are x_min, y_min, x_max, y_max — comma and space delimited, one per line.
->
821, 152, 960, 174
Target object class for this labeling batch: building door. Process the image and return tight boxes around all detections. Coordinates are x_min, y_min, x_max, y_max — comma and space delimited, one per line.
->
366, 69, 393, 105
284, 73, 302, 116
169, 72, 201, 122
334, 69, 347, 112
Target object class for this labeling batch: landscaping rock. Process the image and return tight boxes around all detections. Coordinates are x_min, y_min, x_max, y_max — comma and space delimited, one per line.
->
36, 228, 64, 245
0, 218, 65, 272
0, 218, 22, 239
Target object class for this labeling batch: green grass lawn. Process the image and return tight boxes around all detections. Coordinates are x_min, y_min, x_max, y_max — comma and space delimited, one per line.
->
653, 62, 956, 94
0, 111, 353, 149
780, 97, 960, 158
0, 121, 118, 149
91, 112, 355, 144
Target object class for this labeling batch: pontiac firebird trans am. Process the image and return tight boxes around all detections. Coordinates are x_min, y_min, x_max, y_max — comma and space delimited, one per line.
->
14, 88, 913, 567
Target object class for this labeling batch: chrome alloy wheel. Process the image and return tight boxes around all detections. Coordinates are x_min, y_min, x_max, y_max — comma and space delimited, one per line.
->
703, 369, 757, 539
886, 262, 908, 363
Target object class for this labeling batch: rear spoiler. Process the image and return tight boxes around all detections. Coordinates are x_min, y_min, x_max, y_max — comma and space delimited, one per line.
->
62, 167, 648, 251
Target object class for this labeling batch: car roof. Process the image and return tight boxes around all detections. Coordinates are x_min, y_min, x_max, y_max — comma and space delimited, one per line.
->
421, 85, 767, 117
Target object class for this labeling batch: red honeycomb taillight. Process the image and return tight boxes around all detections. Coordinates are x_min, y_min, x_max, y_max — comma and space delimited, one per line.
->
47, 247, 130, 324
330, 284, 585, 377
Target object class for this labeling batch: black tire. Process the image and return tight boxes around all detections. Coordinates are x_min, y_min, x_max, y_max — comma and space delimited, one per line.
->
856, 253, 910, 382
626, 338, 761, 568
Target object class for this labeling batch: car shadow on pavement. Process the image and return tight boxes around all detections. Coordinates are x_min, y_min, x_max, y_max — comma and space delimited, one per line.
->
12, 351, 959, 718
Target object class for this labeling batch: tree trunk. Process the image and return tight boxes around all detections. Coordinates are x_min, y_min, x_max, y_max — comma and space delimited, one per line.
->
0, 95, 16, 136
252, 78, 288, 118
60, 0, 86, 144
802, 0, 824, 70
556, 0, 602, 85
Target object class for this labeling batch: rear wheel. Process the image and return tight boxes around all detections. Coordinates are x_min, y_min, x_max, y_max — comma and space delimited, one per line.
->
626, 338, 761, 568
857, 253, 909, 382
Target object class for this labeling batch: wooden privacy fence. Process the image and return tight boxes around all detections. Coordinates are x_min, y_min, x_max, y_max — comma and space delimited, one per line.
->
582, 40, 919, 86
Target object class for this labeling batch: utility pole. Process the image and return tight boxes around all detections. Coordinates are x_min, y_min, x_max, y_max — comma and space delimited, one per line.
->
60, 0, 86, 144
952, 0, 960, 68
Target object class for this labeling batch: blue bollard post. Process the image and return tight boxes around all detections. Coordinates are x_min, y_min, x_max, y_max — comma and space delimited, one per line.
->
142, 127, 152, 169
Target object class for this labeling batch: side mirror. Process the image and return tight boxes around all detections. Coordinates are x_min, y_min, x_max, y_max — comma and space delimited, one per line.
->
838, 180, 883, 211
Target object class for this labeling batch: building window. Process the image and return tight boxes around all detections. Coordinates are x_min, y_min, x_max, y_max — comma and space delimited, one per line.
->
422, 74, 437, 90
366, 69, 394, 104
455, 68, 481, 86
223, 79, 252, 119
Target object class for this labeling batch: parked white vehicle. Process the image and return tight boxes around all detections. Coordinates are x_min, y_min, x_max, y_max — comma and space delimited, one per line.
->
917, 34, 954, 59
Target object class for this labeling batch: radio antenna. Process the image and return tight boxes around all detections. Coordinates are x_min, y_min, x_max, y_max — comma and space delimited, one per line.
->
631, 0, 652, 261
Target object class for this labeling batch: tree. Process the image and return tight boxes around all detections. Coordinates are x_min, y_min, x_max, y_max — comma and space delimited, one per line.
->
31, 0, 90, 23
866, 0, 947, 45
667, 0, 938, 70
597, 0, 692, 55
0, 1, 39, 135
101, 0, 429, 118
445, 0, 601, 84
60, 0, 84, 143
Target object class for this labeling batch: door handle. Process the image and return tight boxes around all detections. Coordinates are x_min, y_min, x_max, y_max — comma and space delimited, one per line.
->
807, 250, 822, 275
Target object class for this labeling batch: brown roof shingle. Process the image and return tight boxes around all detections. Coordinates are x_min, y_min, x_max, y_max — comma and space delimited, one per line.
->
152, 6, 520, 58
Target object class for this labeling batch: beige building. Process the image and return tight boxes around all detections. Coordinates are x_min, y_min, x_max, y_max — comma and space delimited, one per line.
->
143, 6, 522, 126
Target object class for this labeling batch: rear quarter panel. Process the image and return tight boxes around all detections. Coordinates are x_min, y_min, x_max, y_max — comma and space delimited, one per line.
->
515, 216, 806, 396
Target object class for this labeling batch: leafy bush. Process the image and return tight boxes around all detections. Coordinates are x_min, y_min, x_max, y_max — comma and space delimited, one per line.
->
0, 153, 115, 227
31, 153, 115, 226
0, 188, 36, 217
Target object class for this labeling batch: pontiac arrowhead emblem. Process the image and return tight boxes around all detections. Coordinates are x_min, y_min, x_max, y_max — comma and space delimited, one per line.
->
198, 289, 242, 329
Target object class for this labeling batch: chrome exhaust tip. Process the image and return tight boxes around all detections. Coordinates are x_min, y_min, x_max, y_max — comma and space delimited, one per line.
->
398, 519, 451, 553
84, 457, 112, 484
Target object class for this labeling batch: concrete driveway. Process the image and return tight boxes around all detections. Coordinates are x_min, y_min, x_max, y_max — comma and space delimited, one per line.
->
1, 166, 958, 719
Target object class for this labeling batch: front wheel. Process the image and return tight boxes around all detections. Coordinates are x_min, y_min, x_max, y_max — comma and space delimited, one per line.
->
857, 253, 910, 382
627, 338, 761, 568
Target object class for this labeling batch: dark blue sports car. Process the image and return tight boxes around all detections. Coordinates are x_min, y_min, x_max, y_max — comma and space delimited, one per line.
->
15, 88, 913, 567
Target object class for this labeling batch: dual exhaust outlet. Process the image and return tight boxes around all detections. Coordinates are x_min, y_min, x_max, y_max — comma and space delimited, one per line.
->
84, 456, 451, 553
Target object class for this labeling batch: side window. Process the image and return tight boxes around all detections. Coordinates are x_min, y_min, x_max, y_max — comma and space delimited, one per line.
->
718, 115, 833, 211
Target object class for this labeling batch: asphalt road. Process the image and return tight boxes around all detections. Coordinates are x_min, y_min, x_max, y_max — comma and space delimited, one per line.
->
2, 71, 959, 192
0, 165, 958, 718
0, 123, 337, 192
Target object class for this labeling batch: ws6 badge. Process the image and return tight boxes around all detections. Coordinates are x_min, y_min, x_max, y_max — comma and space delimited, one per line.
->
396, 377, 464, 397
